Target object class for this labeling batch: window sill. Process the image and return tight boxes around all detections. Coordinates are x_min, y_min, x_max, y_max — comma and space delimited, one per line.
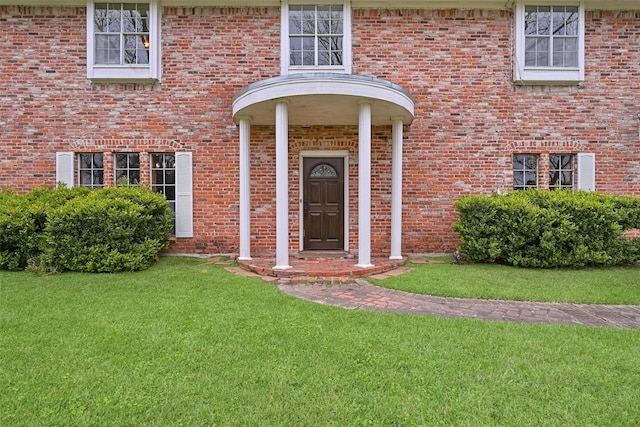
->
287, 66, 348, 75
88, 66, 160, 83
514, 67, 583, 86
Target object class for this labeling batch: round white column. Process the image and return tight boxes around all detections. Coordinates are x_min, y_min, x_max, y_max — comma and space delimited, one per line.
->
238, 116, 252, 261
390, 117, 404, 260
356, 100, 374, 268
274, 99, 291, 270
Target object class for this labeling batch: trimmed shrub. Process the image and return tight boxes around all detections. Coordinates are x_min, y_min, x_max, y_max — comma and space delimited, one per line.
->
42, 187, 173, 272
0, 186, 172, 272
453, 190, 640, 268
0, 187, 89, 270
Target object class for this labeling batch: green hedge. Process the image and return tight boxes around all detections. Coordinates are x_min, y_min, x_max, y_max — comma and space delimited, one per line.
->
453, 190, 640, 268
0, 186, 173, 272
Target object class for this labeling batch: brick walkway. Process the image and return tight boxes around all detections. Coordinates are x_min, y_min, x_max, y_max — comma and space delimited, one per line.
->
277, 280, 640, 328
224, 264, 640, 328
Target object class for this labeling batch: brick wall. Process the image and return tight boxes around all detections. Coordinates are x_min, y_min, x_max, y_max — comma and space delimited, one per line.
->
1, 6, 639, 256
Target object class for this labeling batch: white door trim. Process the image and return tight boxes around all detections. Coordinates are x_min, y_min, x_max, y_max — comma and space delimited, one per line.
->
299, 150, 350, 252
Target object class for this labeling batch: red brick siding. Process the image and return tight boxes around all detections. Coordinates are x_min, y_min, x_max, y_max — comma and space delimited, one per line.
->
1, 6, 639, 256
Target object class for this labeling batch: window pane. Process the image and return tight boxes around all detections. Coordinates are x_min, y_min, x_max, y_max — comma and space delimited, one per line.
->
93, 171, 104, 187
553, 11, 566, 35
165, 170, 175, 185
303, 51, 315, 66
129, 170, 140, 184
525, 171, 537, 186
289, 13, 302, 34
536, 7, 551, 35
165, 186, 175, 200
165, 154, 175, 169
524, 6, 538, 35
331, 8, 343, 33
290, 51, 302, 66
115, 153, 128, 169
153, 170, 164, 184
80, 171, 93, 186
151, 154, 163, 168
79, 154, 93, 169
302, 37, 315, 50
290, 37, 302, 51
93, 154, 103, 168
565, 7, 579, 35
318, 50, 330, 66
106, 8, 121, 33
115, 170, 128, 185
128, 153, 140, 168
94, 4, 108, 32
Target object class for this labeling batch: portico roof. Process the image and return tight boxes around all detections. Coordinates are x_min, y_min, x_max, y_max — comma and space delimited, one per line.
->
232, 73, 415, 126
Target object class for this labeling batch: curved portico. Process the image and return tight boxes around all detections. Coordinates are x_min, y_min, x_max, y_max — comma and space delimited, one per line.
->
232, 73, 414, 270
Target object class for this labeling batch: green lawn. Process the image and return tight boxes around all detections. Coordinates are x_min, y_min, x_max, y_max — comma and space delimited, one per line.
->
1, 257, 639, 425
373, 257, 640, 305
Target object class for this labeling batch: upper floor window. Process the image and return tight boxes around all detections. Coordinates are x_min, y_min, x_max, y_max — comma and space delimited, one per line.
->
514, 1, 584, 85
94, 3, 150, 65
281, 1, 351, 74
87, 1, 161, 82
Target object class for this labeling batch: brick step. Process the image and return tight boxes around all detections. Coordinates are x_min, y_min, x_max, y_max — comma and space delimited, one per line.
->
237, 256, 406, 281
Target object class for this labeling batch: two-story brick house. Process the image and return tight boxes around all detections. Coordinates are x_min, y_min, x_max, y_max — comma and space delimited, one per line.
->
1, 0, 639, 270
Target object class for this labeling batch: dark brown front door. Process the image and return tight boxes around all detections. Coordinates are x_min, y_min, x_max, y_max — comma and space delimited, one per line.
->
303, 157, 344, 250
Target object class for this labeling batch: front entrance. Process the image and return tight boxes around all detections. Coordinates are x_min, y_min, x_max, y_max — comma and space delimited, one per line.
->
303, 157, 344, 250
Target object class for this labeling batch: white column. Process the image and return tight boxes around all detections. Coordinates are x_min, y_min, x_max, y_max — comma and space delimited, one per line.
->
356, 100, 374, 268
390, 117, 404, 260
238, 116, 252, 261
274, 99, 291, 270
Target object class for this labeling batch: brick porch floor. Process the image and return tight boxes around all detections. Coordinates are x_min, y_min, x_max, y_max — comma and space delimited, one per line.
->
237, 254, 407, 284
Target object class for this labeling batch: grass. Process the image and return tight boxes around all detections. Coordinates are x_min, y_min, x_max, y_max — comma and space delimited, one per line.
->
1, 256, 639, 425
372, 257, 640, 305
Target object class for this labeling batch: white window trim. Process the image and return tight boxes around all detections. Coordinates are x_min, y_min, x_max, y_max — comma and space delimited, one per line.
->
86, 0, 161, 82
514, 0, 585, 85
281, 0, 352, 75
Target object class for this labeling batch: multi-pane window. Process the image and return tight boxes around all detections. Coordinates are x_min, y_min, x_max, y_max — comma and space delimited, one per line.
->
151, 153, 176, 231
289, 4, 343, 67
524, 5, 579, 68
94, 2, 150, 65
115, 153, 140, 186
78, 153, 104, 189
550, 154, 574, 190
513, 154, 538, 190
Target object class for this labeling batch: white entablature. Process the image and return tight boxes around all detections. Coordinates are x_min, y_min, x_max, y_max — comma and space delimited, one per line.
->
8, 1, 640, 10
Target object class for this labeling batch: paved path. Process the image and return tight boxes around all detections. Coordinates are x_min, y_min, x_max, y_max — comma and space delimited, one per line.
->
277, 279, 640, 328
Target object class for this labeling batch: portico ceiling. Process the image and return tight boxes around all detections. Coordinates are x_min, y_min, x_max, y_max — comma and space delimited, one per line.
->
232, 73, 415, 126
